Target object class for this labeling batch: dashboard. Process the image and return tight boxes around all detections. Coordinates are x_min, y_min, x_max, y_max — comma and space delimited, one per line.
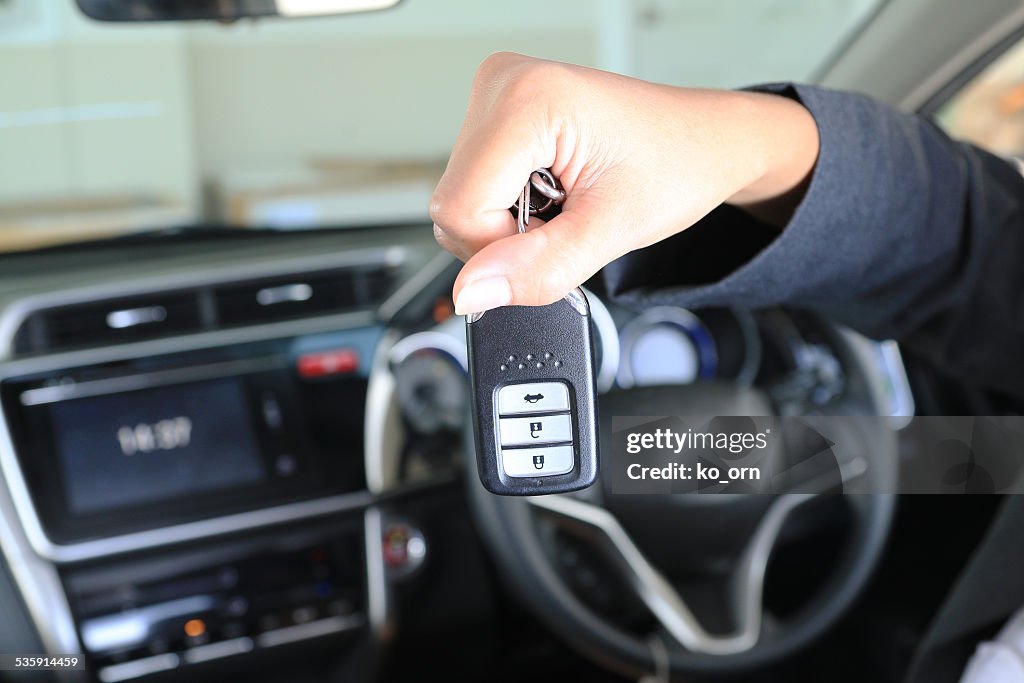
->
0, 225, 914, 683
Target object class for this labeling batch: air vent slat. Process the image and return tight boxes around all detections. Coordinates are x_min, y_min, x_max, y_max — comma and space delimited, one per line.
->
43, 293, 203, 351
10, 262, 399, 355
212, 265, 396, 328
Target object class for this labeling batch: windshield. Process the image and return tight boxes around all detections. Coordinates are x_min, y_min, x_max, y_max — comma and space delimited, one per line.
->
0, 0, 881, 252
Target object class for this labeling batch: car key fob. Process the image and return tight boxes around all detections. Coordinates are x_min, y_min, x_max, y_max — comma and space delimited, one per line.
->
466, 170, 599, 495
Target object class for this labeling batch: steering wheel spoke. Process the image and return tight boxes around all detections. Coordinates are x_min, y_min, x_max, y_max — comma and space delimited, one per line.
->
528, 492, 818, 655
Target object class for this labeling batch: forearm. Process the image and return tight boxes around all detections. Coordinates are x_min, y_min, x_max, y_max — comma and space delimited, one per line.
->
606, 84, 1024, 396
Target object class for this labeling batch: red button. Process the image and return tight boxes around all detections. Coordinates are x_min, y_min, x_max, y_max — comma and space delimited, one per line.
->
382, 526, 410, 568
297, 349, 359, 378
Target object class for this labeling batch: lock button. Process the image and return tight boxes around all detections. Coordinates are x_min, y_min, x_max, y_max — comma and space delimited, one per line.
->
497, 381, 571, 415
498, 413, 573, 446
502, 445, 574, 478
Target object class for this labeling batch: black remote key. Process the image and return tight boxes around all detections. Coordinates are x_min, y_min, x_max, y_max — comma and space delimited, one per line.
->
466, 171, 599, 495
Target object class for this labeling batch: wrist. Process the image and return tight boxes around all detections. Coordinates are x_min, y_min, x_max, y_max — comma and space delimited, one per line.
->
726, 91, 820, 224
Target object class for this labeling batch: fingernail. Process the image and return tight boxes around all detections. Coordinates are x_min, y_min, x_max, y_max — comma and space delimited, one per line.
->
454, 276, 512, 315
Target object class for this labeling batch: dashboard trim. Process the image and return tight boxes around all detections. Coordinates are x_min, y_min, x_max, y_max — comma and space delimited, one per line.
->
17, 355, 283, 406
0, 438, 81, 659
0, 309, 376, 376
364, 506, 391, 642
98, 653, 180, 683
0, 247, 406, 359
584, 286, 620, 393
364, 331, 400, 495
182, 636, 254, 664
376, 249, 455, 323
256, 614, 364, 648
388, 329, 468, 371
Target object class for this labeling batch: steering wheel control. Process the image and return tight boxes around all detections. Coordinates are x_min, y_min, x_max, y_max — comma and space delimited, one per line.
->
466, 170, 599, 495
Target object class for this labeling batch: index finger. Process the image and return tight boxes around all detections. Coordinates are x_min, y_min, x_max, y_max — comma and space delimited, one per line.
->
429, 54, 562, 257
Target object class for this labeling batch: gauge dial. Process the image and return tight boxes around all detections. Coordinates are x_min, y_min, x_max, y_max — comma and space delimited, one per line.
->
618, 307, 717, 388
629, 326, 702, 384
392, 346, 467, 434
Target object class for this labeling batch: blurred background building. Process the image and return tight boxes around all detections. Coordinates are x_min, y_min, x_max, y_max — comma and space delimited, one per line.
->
0, 0, 894, 250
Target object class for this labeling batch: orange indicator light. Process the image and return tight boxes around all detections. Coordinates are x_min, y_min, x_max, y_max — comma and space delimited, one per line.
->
184, 619, 206, 638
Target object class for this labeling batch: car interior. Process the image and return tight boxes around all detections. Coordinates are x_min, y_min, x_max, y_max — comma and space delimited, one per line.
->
2, 1, 1024, 682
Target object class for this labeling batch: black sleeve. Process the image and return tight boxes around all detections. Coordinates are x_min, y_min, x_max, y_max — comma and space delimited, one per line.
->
603, 83, 1024, 397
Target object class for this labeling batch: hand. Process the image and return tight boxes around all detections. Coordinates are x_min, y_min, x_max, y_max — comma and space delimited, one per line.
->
430, 53, 820, 315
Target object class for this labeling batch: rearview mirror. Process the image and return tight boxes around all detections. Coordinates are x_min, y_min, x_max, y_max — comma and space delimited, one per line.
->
75, 0, 402, 22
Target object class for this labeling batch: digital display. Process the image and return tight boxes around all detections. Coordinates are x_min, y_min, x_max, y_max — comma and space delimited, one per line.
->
48, 377, 266, 515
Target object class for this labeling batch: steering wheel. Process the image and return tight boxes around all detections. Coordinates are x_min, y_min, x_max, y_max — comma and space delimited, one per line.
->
466, 329, 898, 680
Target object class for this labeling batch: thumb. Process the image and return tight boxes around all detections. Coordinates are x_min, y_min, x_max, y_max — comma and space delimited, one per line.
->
452, 209, 619, 315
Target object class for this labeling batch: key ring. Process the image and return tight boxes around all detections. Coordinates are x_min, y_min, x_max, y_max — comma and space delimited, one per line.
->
515, 168, 566, 234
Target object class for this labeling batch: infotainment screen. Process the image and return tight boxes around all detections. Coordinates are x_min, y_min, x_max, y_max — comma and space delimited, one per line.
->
48, 377, 266, 515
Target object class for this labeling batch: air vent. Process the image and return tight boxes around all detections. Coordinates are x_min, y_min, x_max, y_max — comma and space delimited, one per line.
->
21, 292, 204, 353
212, 265, 396, 327
10, 262, 399, 355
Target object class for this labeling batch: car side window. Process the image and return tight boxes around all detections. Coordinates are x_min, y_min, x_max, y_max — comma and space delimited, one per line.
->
936, 36, 1024, 157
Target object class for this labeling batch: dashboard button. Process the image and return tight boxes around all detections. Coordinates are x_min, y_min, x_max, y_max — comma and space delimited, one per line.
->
296, 348, 359, 378
498, 413, 572, 446
497, 381, 571, 415
502, 445, 574, 477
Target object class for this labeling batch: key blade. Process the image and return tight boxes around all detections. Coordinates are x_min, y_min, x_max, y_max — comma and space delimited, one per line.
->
517, 182, 530, 234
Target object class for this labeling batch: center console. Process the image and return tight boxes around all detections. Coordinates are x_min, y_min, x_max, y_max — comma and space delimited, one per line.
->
68, 523, 367, 682
0, 321, 386, 681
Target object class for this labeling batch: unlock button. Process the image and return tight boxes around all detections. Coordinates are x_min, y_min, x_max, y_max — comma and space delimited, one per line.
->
502, 445, 574, 478
498, 414, 572, 446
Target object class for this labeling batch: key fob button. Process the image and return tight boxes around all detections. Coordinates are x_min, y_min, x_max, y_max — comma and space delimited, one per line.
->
502, 445, 574, 478
497, 381, 571, 415
467, 282, 598, 494
498, 414, 573, 446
